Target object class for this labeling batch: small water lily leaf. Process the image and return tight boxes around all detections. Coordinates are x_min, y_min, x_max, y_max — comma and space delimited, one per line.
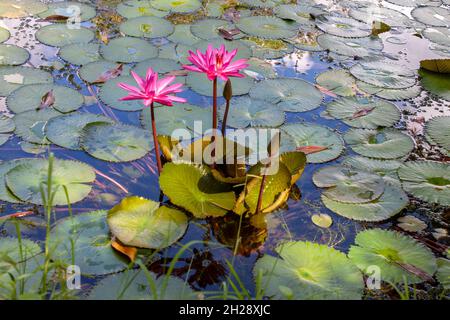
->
316, 69, 356, 97
141, 103, 211, 137
317, 34, 383, 58
254, 241, 364, 299
79, 61, 131, 84
397, 215, 427, 232
436, 258, 450, 289
59, 43, 101, 66
0, 66, 53, 96
36, 25, 94, 47
350, 61, 417, 89
0, 0, 48, 18
0, 237, 41, 262
0, 133, 9, 147
160, 162, 236, 218
0, 115, 14, 133
315, 15, 371, 38
219, 96, 285, 129
342, 156, 402, 186
46, 112, 114, 150
311, 214, 333, 228
48, 210, 128, 275
81, 123, 153, 162
108, 196, 188, 249
87, 269, 198, 300
313, 165, 385, 204
187, 72, 253, 97
349, 229, 437, 284
99, 76, 145, 111
0, 159, 28, 203
326, 97, 400, 129
412, 6, 450, 27
0, 44, 29, 66
38, 1, 96, 22
13, 109, 62, 144
19, 141, 46, 155
245, 57, 277, 79
120, 16, 174, 38
236, 16, 299, 39
117, 0, 169, 18
322, 184, 408, 221
250, 78, 323, 113
7, 84, 84, 114
6, 158, 95, 205
344, 128, 414, 159
281, 123, 344, 163
356, 80, 422, 100
151, 0, 202, 13
425, 116, 450, 152
419, 69, 450, 100
398, 161, 450, 206
100, 37, 158, 63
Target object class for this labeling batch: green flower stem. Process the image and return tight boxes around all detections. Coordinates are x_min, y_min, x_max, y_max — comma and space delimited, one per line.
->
150, 102, 163, 174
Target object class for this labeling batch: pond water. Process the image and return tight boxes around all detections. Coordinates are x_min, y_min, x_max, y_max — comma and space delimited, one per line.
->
0, 0, 449, 300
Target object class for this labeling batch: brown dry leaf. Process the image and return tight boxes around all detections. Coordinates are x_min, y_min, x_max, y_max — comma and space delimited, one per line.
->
166, 69, 189, 77
92, 64, 124, 84
420, 59, 450, 74
296, 145, 329, 154
43, 15, 69, 22
218, 27, 241, 40
315, 84, 338, 98
371, 21, 391, 36
39, 90, 55, 109
395, 262, 434, 282
350, 107, 375, 120
111, 237, 137, 262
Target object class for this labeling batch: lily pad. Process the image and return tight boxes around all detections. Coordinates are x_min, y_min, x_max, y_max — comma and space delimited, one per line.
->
349, 229, 437, 284
5, 158, 96, 206
119, 16, 174, 38
79, 61, 131, 84
80, 123, 153, 163
274, 4, 325, 25
0, 237, 41, 262
281, 123, 344, 163
253, 241, 364, 299
117, 0, 169, 18
398, 161, 450, 206
107, 196, 188, 249
423, 27, 450, 47
191, 19, 242, 41
133, 58, 181, 76
0, 115, 14, 133
245, 57, 277, 79
313, 165, 385, 204
87, 269, 198, 299
7, 84, 84, 114
36, 24, 94, 47
99, 76, 146, 111
425, 116, 450, 152
100, 37, 158, 63
0, 0, 47, 18
48, 210, 128, 275
0, 66, 53, 96
342, 156, 402, 185
0, 44, 29, 66
38, 1, 96, 22
311, 214, 333, 228
356, 80, 422, 100
0, 27, 10, 43
0, 159, 28, 203
344, 128, 414, 159
151, 0, 202, 13
436, 258, 450, 290
45, 112, 115, 150
386, 0, 442, 6
59, 43, 101, 66
186, 72, 253, 97
167, 24, 201, 45
249, 78, 323, 113
419, 69, 450, 100
160, 162, 236, 218
218, 96, 285, 129
13, 108, 62, 144
317, 34, 383, 58
316, 69, 356, 97
349, 6, 411, 27
412, 6, 450, 27
0, 133, 10, 147
236, 16, 299, 39
315, 15, 371, 38
326, 97, 400, 129
397, 215, 427, 232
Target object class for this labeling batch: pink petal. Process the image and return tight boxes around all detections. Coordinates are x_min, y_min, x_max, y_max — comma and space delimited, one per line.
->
130, 71, 146, 91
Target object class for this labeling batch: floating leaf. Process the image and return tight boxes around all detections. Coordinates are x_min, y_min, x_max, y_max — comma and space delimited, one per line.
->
120, 16, 174, 38
356, 80, 422, 100
167, 24, 200, 45
36, 25, 94, 47
397, 216, 427, 232
419, 68, 450, 100
420, 59, 450, 73
412, 6, 450, 27
91, 63, 124, 84
107, 196, 188, 249
59, 43, 101, 66
436, 258, 450, 290
316, 69, 356, 97
315, 15, 371, 38
38, 1, 96, 22
254, 241, 364, 299
342, 156, 402, 186
236, 16, 299, 39
117, 0, 169, 18
151, 0, 202, 13
349, 229, 437, 284
13, 109, 61, 144
160, 162, 236, 218
79, 61, 131, 84
0, 66, 53, 96
0, 159, 27, 203
425, 116, 450, 152
187, 72, 253, 97
99, 76, 146, 111
0, 116, 14, 133
0, 0, 47, 18
311, 214, 333, 228
0, 44, 29, 66
0, 27, 10, 43
423, 27, 450, 47
100, 37, 158, 63
0, 237, 41, 262
274, 4, 325, 25
350, 6, 410, 28
317, 34, 383, 58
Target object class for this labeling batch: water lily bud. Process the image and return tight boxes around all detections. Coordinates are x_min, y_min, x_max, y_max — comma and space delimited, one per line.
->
223, 79, 232, 101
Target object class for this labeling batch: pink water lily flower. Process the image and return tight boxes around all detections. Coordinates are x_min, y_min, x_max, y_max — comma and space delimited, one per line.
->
118, 69, 186, 107
183, 44, 249, 81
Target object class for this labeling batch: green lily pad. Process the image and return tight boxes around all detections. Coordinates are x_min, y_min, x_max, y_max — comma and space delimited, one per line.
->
100, 37, 158, 63
0, 0, 47, 18
236, 16, 299, 39
425, 116, 450, 152
133, 58, 181, 76
151, 0, 202, 13
167, 24, 201, 45
0, 133, 10, 146
350, 61, 417, 89
13, 109, 62, 144
240, 0, 285, 8
0, 115, 14, 133
412, 6, 450, 27
249, 78, 323, 113
160, 162, 236, 218
107, 196, 188, 249
218, 96, 285, 129
80, 123, 153, 163
315, 15, 371, 38
356, 80, 422, 100
274, 4, 325, 25
87, 269, 198, 300
120, 16, 174, 38
349, 229, 437, 284
0, 44, 29, 66
99, 76, 146, 111
0, 237, 41, 262
0, 159, 28, 203
311, 213, 333, 228
190, 19, 241, 41
0, 66, 53, 96
5, 158, 96, 206
7, 84, 84, 114
316, 69, 356, 97
349, 6, 411, 27
313, 165, 385, 204
436, 258, 450, 290
186, 72, 253, 97
59, 43, 101, 66
0, 27, 10, 43
322, 184, 408, 221
386, 0, 442, 6
342, 156, 402, 186
423, 27, 450, 47
244, 37, 295, 59
79, 61, 132, 84
48, 210, 128, 275
36, 24, 94, 47
344, 128, 414, 159
245, 57, 277, 79
141, 103, 211, 137
326, 97, 400, 129
317, 34, 383, 58
254, 241, 364, 299
38, 1, 96, 22
117, 0, 169, 18
19, 141, 46, 155
45, 112, 115, 150
281, 123, 344, 163
419, 69, 450, 100
398, 161, 450, 206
